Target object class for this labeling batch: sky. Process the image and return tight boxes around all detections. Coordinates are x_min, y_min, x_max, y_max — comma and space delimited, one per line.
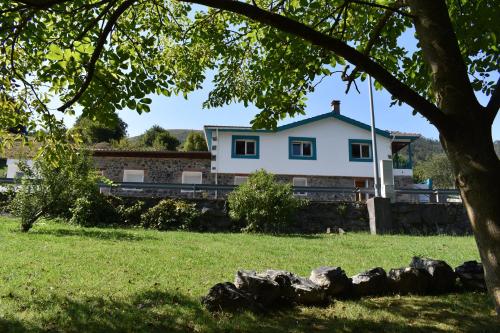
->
61, 72, 500, 140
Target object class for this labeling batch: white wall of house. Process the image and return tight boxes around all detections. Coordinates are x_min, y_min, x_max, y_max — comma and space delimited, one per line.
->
211, 117, 393, 177
6, 159, 34, 178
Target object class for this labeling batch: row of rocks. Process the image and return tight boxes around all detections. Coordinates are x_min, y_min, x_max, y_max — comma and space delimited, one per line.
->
201, 257, 485, 312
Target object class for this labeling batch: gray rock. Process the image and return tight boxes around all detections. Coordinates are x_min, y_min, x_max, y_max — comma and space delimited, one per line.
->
352, 267, 389, 296
262, 269, 297, 288
410, 257, 456, 293
201, 282, 264, 312
310, 266, 352, 296
455, 261, 486, 291
235, 270, 281, 306
290, 276, 326, 305
387, 267, 432, 295
259, 270, 325, 305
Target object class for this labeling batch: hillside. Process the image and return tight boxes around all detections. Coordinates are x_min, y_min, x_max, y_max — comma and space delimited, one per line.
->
411, 138, 500, 164
128, 129, 203, 146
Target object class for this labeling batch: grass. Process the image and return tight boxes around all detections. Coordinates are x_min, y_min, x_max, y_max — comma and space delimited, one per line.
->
0, 217, 497, 332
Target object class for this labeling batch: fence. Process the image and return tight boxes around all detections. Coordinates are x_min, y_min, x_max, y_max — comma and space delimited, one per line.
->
0, 178, 461, 203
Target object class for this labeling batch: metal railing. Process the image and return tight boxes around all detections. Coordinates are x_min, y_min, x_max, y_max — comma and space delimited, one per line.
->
392, 159, 412, 169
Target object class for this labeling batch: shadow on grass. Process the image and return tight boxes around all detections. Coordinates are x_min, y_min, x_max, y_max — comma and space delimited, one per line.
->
0, 289, 497, 333
30, 228, 157, 241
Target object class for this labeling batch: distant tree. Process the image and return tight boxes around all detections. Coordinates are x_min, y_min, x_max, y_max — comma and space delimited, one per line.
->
182, 132, 208, 151
414, 154, 455, 188
72, 113, 127, 144
141, 125, 180, 151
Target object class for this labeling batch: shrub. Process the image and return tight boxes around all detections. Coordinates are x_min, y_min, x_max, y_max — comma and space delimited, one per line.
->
141, 199, 199, 231
0, 187, 15, 213
69, 194, 120, 227
116, 200, 146, 226
227, 169, 305, 233
10, 151, 102, 231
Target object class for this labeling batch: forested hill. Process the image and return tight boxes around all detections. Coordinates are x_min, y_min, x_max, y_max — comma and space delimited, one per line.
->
411, 138, 500, 164
128, 129, 203, 146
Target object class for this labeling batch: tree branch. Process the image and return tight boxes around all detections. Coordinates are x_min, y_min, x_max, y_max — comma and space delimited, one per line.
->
180, 0, 447, 129
343, 7, 395, 93
349, 0, 413, 18
57, 0, 136, 112
486, 76, 500, 123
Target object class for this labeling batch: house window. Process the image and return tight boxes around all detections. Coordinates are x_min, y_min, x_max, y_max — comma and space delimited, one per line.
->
231, 136, 260, 159
289, 137, 317, 160
293, 177, 308, 196
349, 139, 373, 162
234, 176, 249, 186
123, 170, 144, 182
181, 171, 203, 193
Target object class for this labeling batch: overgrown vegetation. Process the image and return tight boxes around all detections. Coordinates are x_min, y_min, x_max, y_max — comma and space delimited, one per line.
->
228, 170, 305, 233
414, 153, 456, 188
70, 113, 128, 144
69, 194, 121, 227
182, 131, 208, 151
9, 150, 102, 232
141, 198, 200, 231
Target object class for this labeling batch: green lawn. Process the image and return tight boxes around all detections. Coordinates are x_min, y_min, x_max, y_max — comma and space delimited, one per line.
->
0, 217, 497, 332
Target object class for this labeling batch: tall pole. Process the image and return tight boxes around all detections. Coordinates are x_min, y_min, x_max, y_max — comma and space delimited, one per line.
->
368, 75, 380, 197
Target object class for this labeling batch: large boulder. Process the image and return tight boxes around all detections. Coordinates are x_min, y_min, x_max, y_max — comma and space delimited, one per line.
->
234, 270, 281, 306
387, 267, 432, 295
201, 282, 264, 312
352, 267, 389, 296
290, 276, 326, 305
455, 261, 486, 291
410, 257, 456, 293
309, 266, 352, 297
261, 269, 298, 301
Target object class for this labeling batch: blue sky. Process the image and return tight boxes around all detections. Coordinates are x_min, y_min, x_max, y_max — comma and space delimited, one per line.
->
62, 73, 500, 140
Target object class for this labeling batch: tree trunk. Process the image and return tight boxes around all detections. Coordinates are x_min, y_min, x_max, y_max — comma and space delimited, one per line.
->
441, 119, 500, 314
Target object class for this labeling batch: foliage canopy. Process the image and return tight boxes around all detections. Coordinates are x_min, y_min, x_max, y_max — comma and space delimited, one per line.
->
182, 131, 208, 151
71, 113, 128, 144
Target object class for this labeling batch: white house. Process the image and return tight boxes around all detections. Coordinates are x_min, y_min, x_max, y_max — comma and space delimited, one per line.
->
204, 103, 419, 196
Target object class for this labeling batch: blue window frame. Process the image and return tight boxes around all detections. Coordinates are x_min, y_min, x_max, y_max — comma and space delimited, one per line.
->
231, 135, 260, 159
288, 137, 317, 160
349, 139, 373, 162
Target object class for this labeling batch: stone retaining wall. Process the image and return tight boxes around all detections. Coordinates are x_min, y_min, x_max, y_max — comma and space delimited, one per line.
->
391, 202, 471, 235
121, 197, 471, 235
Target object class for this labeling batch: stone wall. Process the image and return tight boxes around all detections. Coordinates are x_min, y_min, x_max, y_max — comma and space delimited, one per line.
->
119, 197, 471, 235
93, 155, 215, 199
391, 202, 471, 235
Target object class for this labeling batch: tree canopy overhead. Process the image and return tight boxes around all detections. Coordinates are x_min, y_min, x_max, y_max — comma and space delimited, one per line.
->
1, 1, 497, 130
1, 0, 499, 313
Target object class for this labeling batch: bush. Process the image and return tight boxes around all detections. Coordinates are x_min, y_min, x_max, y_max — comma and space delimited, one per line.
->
116, 200, 146, 226
0, 187, 15, 213
10, 151, 102, 231
69, 194, 120, 227
227, 169, 305, 233
141, 199, 200, 231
